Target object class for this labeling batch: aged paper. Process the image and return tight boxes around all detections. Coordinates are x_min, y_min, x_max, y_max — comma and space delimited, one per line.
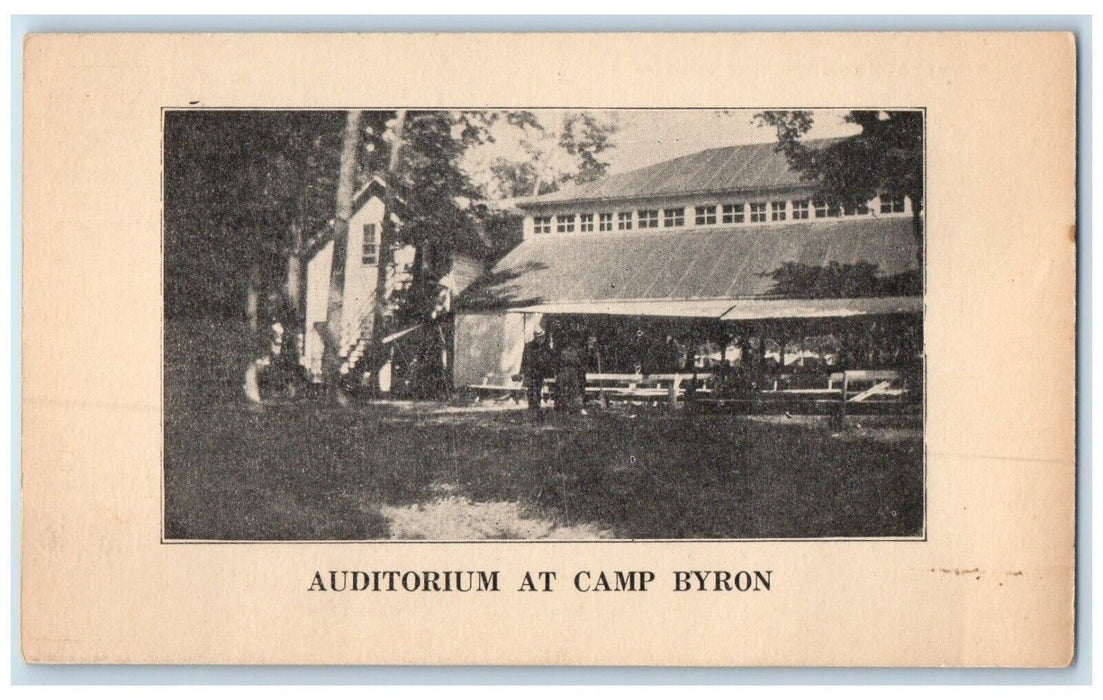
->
21, 32, 1076, 665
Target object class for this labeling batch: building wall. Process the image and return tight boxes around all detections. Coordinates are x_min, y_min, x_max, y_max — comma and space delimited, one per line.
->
303, 241, 333, 374
453, 311, 541, 387
342, 195, 387, 342
303, 194, 441, 377
303, 196, 386, 375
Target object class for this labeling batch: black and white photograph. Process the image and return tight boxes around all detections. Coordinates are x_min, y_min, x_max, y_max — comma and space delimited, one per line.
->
163, 107, 925, 542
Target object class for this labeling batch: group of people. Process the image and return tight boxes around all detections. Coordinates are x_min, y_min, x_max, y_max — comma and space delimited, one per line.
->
516, 326, 915, 409
709, 357, 763, 399
518, 327, 599, 413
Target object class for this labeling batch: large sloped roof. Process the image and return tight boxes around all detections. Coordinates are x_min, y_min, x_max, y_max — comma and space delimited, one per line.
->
457, 217, 919, 312
517, 138, 840, 206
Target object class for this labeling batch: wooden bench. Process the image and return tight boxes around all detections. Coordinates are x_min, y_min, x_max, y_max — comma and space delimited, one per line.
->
467, 370, 919, 412
467, 372, 715, 405
465, 383, 527, 401
586, 372, 713, 404
829, 370, 908, 403
698, 368, 915, 415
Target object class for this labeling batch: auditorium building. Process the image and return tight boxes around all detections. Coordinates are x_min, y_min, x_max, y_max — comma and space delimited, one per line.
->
453, 139, 923, 396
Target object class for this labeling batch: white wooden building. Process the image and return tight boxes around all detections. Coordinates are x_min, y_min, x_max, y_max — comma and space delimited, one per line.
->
301, 179, 487, 381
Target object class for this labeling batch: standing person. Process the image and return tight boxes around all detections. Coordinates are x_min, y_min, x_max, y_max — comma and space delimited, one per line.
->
555, 334, 584, 413
662, 334, 682, 372
520, 327, 551, 412
714, 359, 733, 398
244, 285, 290, 409
242, 271, 268, 409
583, 335, 606, 410
683, 351, 699, 410
734, 339, 757, 398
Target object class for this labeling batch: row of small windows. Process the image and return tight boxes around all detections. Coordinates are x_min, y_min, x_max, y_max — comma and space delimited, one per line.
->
532, 196, 908, 234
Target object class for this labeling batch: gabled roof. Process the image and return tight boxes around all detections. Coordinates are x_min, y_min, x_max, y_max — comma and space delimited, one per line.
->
302, 175, 493, 262
457, 217, 919, 312
302, 176, 391, 258
516, 138, 841, 207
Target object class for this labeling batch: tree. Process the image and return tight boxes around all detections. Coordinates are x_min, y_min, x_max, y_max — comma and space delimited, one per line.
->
342, 110, 492, 393
470, 110, 620, 199
353, 109, 618, 394
365, 109, 407, 391
485, 157, 541, 199
558, 111, 618, 184
164, 109, 621, 396
164, 110, 346, 318
321, 110, 364, 389
754, 110, 924, 266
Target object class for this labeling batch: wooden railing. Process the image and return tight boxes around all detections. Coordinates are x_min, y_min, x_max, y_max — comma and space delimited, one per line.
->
466, 368, 916, 414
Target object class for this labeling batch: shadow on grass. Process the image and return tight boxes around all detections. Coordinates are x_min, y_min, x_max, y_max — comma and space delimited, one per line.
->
164, 319, 924, 540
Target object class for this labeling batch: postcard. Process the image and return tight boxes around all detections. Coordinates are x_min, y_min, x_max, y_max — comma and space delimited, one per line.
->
21, 32, 1076, 666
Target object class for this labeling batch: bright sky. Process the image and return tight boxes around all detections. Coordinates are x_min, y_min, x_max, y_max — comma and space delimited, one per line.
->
462, 109, 861, 198
602, 109, 861, 174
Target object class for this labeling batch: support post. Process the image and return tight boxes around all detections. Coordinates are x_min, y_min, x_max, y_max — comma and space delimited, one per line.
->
837, 371, 849, 426
760, 326, 769, 392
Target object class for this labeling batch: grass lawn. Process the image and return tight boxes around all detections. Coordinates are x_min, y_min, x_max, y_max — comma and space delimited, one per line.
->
164, 319, 924, 540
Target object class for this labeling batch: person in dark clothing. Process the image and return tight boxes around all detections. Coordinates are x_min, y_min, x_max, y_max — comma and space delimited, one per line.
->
681, 352, 699, 410
520, 328, 552, 411
582, 335, 606, 410
662, 335, 683, 372
555, 339, 584, 413
733, 339, 759, 398
713, 359, 734, 398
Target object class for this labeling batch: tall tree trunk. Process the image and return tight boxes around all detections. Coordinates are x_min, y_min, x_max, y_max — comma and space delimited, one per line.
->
285, 220, 304, 314
321, 110, 364, 386
245, 262, 261, 334
366, 110, 408, 392
285, 220, 305, 368
243, 261, 264, 407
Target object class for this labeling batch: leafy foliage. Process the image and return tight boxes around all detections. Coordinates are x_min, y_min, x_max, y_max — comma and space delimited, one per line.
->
485, 158, 542, 199
754, 110, 925, 261
472, 111, 620, 199
380, 111, 490, 327
755, 110, 923, 209
163, 109, 617, 324
164, 110, 346, 317
558, 112, 618, 184
764, 261, 921, 299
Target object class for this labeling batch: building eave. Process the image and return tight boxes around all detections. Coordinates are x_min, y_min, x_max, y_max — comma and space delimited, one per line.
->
515, 183, 819, 210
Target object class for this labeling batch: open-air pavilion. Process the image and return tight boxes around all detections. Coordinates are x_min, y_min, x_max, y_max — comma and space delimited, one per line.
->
454, 216, 923, 412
